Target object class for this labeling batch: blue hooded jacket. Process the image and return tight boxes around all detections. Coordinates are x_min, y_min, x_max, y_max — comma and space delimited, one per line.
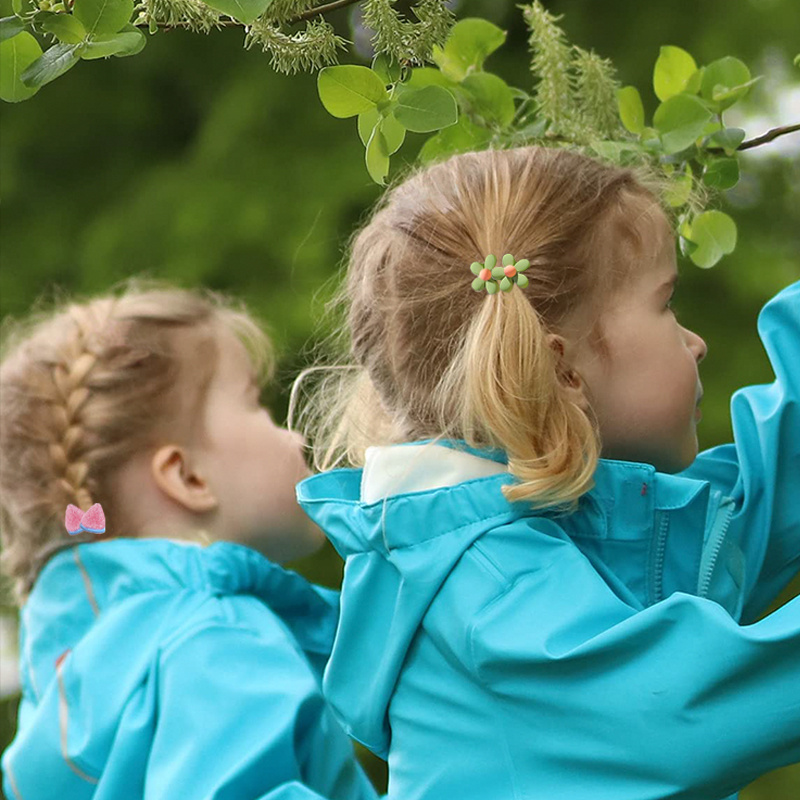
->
296, 280, 800, 800
1, 537, 379, 800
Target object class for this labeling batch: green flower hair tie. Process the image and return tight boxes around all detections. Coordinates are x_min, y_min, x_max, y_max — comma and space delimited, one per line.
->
470, 254, 531, 293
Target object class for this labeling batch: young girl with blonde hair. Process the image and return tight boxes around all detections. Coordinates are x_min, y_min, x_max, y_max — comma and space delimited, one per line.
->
0, 280, 378, 800
294, 146, 800, 800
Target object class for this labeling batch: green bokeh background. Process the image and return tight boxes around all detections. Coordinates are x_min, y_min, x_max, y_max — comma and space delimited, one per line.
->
1, 0, 799, 794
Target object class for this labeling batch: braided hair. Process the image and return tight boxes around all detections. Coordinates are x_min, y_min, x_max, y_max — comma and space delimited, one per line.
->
0, 279, 273, 603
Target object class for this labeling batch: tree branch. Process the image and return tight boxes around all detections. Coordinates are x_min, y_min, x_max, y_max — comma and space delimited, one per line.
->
142, 0, 363, 30
736, 123, 800, 151
290, 0, 362, 24
707, 123, 800, 155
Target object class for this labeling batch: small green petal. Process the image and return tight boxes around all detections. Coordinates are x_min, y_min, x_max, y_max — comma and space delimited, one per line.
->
486, 280, 498, 294
472, 277, 486, 291
470, 262, 483, 276
484, 254, 497, 270
500, 277, 513, 292
491, 266, 505, 280
515, 259, 530, 272
503, 253, 515, 266
516, 274, 529, 288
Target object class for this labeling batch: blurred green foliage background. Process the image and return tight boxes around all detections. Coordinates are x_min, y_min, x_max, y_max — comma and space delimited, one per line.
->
1, 0, 799, 795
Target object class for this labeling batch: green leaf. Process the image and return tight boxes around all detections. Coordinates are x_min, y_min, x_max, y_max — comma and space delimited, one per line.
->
515, 115, 548, 140
684, 67, 703, 95
0, 14, 25, 41
358, 107, 405, 154
419, 115, 491, 163
460, 72, 514, 127
701, 119, 723, 137
653, 45, 698, 101
41, 13, 87, 44
394, 85, 458, 133
404, 66, 456, 90
711, 77, 760, 107
193, 0, 271, 24
431, 17, 506, 82
653, 94, 712, 154
708, 126, 745, 155
0, 30, 40, 100
371, 52, 401, 85
702, 157, 739, 191
663, 164, 693, 207
82, 25, 144, 58
685, 210, 737, 268
357, 106, 380, 147
365, 124, 389, 185
317, 65, 388, 119
617, 85, 645, 134
380, 112, 405, 154
73, 0, 133, 35
700, 56, 751, 110
679, 234, 697, 259
11, 0, 35, 14
21, 41, 81, 87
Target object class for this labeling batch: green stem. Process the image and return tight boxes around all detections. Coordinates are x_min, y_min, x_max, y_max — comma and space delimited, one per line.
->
140, 0, 363, 30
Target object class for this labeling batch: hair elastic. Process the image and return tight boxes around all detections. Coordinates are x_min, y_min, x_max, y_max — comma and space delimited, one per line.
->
470, 254, 531, 294
65, 503, 106, 535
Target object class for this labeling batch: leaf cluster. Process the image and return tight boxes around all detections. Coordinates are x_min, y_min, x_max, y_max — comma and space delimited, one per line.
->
316, 1, 792, 267
2, 0, 797, 268
1, 0, 145, 100
615, 45, 759, 266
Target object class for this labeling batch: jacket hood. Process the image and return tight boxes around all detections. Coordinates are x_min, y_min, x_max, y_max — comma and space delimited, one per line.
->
297, 440, 713, 755
19, 538, 339, 753
296, 441, 526, 753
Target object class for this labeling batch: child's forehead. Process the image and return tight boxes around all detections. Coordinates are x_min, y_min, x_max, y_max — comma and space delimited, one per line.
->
213, 326, 258, 379
611, 196, 676, 276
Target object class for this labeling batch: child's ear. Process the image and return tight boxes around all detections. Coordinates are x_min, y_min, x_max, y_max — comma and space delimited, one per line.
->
150, 445, 219, 514
546, 333, 590, 412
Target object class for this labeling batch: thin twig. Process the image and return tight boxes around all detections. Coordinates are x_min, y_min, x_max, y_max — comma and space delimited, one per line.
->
707, 123, 800, 155
290, 0, 361, 24
736, 123, 800, 151
140, 0, 362, 30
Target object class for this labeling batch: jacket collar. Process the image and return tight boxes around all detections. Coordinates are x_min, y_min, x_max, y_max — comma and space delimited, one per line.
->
298, 439, 708, 555
22, 538, 338, 697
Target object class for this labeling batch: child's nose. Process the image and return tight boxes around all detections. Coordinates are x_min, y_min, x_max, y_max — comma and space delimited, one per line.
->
683, 326, 708, 364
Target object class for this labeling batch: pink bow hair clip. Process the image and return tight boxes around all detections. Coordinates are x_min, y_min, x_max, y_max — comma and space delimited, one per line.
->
65, 503, 106, 536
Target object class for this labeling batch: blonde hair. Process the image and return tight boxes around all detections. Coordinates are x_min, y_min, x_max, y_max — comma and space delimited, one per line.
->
292, 145, 670, 508
0, 278, 274, 603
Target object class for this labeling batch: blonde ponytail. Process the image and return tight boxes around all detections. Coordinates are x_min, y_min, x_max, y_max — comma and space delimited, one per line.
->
297, 145, 665, 509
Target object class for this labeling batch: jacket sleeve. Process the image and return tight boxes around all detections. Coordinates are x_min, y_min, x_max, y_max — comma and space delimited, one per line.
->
680, 280, 800, 620
468, 558, 800, 800
146, 618, 378, 800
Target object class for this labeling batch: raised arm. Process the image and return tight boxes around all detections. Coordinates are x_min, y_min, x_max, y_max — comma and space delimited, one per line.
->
469, 554, 800, 800
681, 280, 800, 620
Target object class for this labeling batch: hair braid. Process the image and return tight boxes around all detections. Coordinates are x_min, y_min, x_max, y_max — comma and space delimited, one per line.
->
0, 280, 274, 603
49, 339, 100, 512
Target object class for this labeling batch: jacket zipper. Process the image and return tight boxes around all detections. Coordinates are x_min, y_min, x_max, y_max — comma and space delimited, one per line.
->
697, 496, 736, 598
649, 512, 670, 605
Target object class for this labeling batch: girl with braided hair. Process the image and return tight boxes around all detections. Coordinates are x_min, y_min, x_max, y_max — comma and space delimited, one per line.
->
292, 145, 800, 799
0, 280, 378, 800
